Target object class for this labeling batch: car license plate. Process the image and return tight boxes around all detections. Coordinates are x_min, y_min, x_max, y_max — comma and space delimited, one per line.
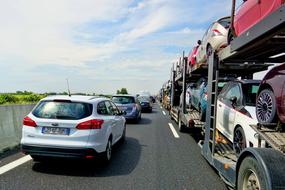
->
42, 127, 70, 135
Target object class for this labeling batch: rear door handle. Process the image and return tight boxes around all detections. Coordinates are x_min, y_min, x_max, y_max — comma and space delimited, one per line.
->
218, 104, 222, 107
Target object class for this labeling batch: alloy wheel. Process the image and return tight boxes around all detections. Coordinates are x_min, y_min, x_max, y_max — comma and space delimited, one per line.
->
256, 91, 273, 123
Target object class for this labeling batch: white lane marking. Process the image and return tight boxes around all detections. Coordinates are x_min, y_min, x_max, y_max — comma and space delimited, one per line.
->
162, 111, 166, 115
168, 123, 180, 138
0, 155, 32, 175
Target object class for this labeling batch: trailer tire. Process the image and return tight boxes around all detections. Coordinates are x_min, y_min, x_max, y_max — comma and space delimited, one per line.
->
237, 156, 267, 190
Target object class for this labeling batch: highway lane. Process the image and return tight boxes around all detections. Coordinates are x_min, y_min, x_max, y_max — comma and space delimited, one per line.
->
0, 104, 227, 190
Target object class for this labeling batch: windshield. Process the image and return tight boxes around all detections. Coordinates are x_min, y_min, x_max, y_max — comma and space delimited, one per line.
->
32, 101, 93, 120
218, 17, 230, 28
242, 83, 260, 106
112, 96, 135, 104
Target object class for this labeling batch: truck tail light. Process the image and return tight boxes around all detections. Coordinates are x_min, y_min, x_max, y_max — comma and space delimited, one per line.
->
23, 116, 37, 127
76, 119, 104, 130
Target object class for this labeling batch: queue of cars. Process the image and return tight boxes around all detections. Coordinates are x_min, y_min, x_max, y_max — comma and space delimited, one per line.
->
21, 93, 154, 163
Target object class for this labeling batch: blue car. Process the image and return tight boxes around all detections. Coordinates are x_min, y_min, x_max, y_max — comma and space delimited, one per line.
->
189, 78, 207, 116
189, 77, 227, 121
199, 82, 227, 121
112, 95, 142, 122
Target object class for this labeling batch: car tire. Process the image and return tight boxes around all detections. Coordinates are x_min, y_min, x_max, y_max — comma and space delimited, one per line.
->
102, 138, 112, 164
233, 126, 246, 155
256, 89, 277, 124
206, 44, 213, 58
237, 156, 267, 190
178, 117, 186, 132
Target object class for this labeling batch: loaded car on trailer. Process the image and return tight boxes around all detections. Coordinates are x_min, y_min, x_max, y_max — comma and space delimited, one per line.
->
198, 0, 285, 189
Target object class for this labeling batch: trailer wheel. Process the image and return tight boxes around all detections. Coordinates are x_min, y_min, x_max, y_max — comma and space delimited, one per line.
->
256, 89, 277, 124
237, 156, 267, 190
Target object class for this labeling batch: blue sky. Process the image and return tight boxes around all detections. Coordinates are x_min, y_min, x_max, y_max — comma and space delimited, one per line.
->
0, 0, 233, 94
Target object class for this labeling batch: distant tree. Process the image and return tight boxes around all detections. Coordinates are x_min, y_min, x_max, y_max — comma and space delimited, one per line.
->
120, 88, 128, 94
116, 88, 128, 94
16, 91, 23, 94
59, 92, 68, 95
23, 91, 33, 95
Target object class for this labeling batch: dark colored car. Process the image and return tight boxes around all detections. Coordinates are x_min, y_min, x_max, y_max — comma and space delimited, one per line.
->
256, 63, 285, 124
112, 95, 141, 122
150, 96, 155, 103
138, 96, 153, 112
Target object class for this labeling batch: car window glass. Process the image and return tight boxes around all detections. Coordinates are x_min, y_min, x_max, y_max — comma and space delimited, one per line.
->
112, 96, 135, 104
105, 101, 114, 115
224, 84, 241, 106
110, 101, 120, 115
218, 17, 230, 28
219, 82, 231, 97
33, 101, 92, 120
236, 0, 244, 11
242, 83, 260, 106
97, 101, 109, 115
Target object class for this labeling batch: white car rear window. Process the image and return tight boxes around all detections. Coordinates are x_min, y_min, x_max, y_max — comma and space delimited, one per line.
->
32, 100, 93, 120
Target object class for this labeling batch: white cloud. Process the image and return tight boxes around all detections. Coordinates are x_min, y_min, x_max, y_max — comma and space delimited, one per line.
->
0, 0, 233, 94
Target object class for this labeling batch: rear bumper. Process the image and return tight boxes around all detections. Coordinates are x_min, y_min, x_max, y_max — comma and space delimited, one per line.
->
141, 105, 152, 111
124, 111, 139, 120
21, 144, 99, 159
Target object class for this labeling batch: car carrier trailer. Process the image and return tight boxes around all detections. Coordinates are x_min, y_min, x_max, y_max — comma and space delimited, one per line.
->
169, 52, 207, 132
200, 3, 285, 189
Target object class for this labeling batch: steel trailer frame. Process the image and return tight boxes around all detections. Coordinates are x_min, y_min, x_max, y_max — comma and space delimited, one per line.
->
201, 4, 285, 189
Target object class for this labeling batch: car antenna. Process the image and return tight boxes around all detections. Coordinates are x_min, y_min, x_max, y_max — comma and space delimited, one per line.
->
66, 78, 71, 97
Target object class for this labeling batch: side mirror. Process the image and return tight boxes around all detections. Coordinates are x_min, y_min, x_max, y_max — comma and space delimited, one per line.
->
197, 40, 202, 45
230, 96, 237, 107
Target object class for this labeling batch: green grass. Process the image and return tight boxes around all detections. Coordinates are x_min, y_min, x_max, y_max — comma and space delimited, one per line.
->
0, 94, 47, 105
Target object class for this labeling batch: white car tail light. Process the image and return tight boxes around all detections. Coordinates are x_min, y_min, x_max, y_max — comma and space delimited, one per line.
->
23, 116, 37, 127
76, 119, 104, 130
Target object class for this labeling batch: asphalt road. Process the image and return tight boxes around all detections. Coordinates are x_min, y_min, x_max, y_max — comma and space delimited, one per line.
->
0, 104, 227, 190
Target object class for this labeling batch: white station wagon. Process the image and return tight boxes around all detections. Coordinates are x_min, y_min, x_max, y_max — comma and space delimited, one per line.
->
21, 95, 126, 163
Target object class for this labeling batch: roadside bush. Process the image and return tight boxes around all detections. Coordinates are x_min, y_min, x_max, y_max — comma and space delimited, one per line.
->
0, 94, 19, 104
22, 94, 42, 102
